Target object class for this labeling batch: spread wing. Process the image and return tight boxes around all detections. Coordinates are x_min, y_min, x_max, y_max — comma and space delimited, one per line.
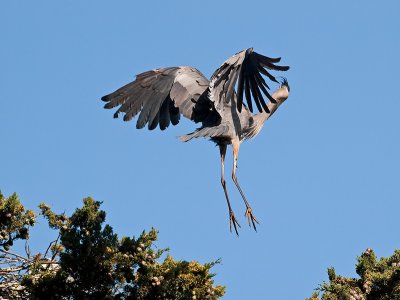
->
102, 66, 209, 130
209, 48, 289, 113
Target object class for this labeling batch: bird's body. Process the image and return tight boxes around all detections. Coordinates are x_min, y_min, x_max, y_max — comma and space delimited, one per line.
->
102, 48, 290, 234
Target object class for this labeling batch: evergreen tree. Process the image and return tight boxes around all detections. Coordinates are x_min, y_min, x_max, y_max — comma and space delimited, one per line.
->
0, 192, 225, 299
308, 248, 400, 300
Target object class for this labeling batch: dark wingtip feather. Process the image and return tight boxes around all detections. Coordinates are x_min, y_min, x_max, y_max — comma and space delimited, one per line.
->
148, 119, 158, 130
276, 65, 290, 71
101, 95, 110, 102
254, 52, 282, 63
244, 76, 253, 113
104, 102, 114, 109
245, 50, 290, 112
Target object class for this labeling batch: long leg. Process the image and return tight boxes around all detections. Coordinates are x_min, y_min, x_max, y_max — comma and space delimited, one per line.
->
219, 144, 240, 235
231, 140, 259, 231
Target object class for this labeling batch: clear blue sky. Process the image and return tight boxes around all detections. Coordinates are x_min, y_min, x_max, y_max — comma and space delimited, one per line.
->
1, 1, 399, 299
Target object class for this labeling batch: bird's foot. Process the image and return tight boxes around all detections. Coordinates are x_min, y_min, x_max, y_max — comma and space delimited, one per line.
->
245, 207, 259, 231
229, 211, 241, 235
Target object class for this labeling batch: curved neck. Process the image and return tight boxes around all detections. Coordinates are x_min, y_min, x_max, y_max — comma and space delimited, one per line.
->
252, 86, 289, 126
254, 97, 282, 124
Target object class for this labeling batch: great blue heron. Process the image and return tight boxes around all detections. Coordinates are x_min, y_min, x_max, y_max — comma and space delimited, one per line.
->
102, 48, 290, 234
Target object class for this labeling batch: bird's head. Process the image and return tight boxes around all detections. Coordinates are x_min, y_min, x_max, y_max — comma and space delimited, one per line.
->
279, 77, 290, 93
271, 77, 290, 104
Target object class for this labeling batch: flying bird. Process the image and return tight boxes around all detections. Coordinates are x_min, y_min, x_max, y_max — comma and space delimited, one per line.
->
102, 48, 290, 235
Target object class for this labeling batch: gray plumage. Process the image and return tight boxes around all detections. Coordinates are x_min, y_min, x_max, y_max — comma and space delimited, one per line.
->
102, 48, 290, 235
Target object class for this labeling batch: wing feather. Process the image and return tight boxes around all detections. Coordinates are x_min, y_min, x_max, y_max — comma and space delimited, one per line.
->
244, 75, 253, 112
102, 66, 210, 130
158, 98, 171, 130
236, 64, 246, 110
208, 48, 289, 113
254, 72, 275, 105
248, 75, 263, 112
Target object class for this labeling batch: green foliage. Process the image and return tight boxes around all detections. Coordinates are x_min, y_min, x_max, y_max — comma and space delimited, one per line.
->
308, 248, 400, 300
126, 255, 225, 299
26, 198, 120, 299
39, 202, 68, 230
0, 193, 225, 299
0, 192, 36, 251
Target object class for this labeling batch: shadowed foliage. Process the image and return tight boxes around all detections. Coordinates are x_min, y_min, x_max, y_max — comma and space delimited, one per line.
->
307, 248, 400, 300
0, 192, 225, 299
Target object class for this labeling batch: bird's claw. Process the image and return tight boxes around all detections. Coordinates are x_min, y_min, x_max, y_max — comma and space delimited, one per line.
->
245, 207, 259, 231
229, 211, 241, 235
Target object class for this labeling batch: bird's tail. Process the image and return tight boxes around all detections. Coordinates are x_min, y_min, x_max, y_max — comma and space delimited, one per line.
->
179, 125, 228, 142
